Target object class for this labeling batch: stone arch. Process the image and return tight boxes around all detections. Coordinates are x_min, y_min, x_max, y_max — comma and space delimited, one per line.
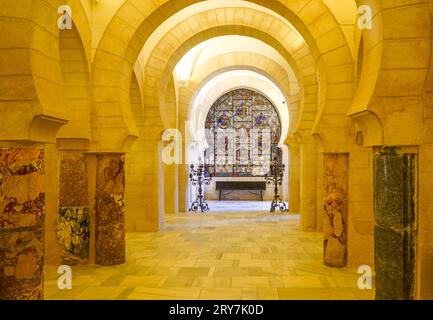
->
355, 36, 365, 90
125, 71, 149, 232
0, 0, 93, 143
66, 0, 92, 68
91, 0, 355, 231
92, 0, 354, 151
176, 52, 296, 212
182, 52, 298, 125
147, 21, 313, 131
0, 0, 70, 142
57, 21, 92, 150
350, 0, 431, 146
138, 18, 316, 225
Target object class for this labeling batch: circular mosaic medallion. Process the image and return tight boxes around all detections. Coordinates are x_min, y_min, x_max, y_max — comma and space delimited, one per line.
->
217, 114, 231, 129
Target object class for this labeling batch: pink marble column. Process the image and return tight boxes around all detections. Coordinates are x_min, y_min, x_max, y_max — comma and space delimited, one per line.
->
95, 154, 125, 266
0, 148, 45, 299
323, 153, 349, 267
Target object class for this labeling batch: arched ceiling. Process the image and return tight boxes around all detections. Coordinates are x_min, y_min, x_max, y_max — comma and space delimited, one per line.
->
139, 7, 318, 132
136, 0, 307, 68
89, 0, 356, 151
85, 0, 357, 60
322, 0, 357, 56
173, 35, 300, 94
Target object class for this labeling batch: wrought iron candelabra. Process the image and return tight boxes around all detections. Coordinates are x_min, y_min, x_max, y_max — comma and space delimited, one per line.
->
189, 160, 212, 213
265, 157, 288, 213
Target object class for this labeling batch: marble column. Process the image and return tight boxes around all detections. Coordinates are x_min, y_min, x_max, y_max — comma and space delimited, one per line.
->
300, 140, 317, 231
0, 148, 45, 300
374, 147, 416, 300
57, 154, 90, 265
323, 153, 349, 267
95, 154, 125, 266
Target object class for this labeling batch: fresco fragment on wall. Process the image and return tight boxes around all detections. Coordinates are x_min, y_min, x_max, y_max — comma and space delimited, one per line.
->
0, 148, 45, 300
323, 154, 349, 268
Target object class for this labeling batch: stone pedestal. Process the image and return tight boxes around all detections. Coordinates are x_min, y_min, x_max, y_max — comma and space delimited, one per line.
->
323, 153, 349, 267
0, 148, 45, 300
374, 147, 416, 300
300, 141, 317, 231
95, 154, 125, 266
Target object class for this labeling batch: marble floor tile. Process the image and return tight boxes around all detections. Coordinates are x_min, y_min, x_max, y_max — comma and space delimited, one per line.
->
242, 288, 258, 300
232, 277, 270, 288
193, 277, 232, 288
76, 286, 127, 300
45, 203, 374, 300
257, 288, 280, 300
128, 287, 201, 300
199, 288, 243, 300
119, 275, 167, 287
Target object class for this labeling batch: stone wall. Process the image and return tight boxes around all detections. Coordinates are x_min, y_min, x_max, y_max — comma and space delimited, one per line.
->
347, 146, 374, 267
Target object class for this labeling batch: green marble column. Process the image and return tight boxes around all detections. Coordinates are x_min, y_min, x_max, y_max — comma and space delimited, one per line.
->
95, 154, 126, 266
0, 148, 45, 300
374, 147, 416, 300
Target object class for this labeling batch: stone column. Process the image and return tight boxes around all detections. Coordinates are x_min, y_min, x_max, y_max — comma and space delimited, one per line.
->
57, 154, 90, 265
300, 139, 317, 231
0, 148, 45, 300
95, 153, 125, 266
323, 153, 349, 267
289, 143, 300, 213
374, 147, 417, 300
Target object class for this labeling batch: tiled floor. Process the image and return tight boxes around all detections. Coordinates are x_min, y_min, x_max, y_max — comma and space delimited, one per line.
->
44, 202, 375, 300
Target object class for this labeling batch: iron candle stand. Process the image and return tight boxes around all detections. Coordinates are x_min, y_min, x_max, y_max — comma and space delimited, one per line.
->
265, 157, 288, 213
189, 160, 212, 213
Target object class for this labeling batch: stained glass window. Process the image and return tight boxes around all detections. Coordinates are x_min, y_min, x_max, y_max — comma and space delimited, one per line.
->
204, 88, 282, 177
